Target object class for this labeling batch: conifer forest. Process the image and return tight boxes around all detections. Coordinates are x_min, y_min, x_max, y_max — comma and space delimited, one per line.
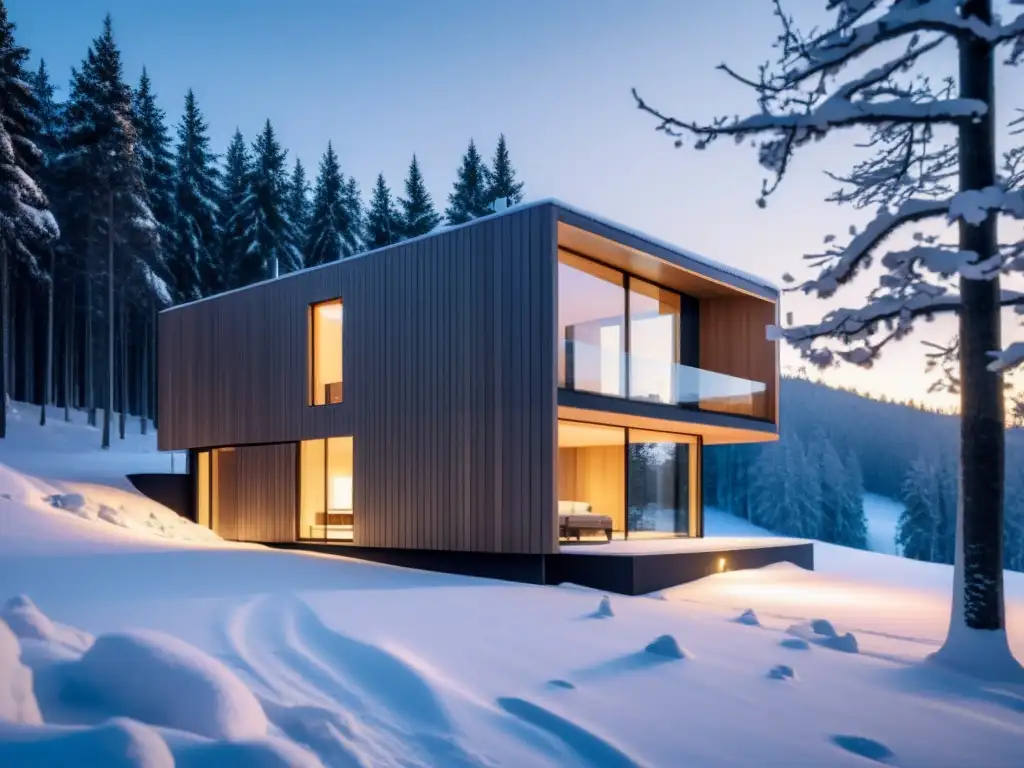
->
0, 8, 524, 446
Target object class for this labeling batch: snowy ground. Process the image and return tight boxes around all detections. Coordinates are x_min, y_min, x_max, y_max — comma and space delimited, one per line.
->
1, 404, 1023, 767
863, 493, 904, 556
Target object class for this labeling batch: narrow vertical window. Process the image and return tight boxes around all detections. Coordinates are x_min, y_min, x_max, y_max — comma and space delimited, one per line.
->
196, 450, 210, 528
310, 299, 343, 405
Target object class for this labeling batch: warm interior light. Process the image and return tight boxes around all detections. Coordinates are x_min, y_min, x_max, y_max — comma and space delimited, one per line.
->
717, 557, 727, 573
331, 476, 353, 511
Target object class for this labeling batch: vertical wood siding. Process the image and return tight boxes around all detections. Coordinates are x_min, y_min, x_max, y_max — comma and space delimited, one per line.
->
159, 205, 558, 554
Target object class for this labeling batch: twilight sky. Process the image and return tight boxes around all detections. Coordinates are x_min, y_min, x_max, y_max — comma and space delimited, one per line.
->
10, 0, 1024, 409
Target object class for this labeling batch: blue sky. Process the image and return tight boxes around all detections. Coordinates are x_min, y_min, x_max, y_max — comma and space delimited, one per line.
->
10, 0, 1024, 409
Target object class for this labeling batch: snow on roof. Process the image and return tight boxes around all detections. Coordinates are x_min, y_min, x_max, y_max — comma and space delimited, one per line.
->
165, 198, 776, 314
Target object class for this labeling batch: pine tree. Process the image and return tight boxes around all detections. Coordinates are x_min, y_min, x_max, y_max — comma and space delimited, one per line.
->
59, 15, 158, 448
285, 158, 310, 266
837, 450, 869, 550
217, 129, 250, 289
342, 176, 363, 256
398, 154, 440, 238
444, 139, 490, 225
305, 142, 347, 266
366, 173, 400, 249
0, 1, 58, 437
132, 68, 175, 284
170, 90, 221, 299
486, 133, 524, 208
231, 120, 300, 282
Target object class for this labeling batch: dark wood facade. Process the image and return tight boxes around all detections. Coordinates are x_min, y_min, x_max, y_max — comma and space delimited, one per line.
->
159, 200, 779, 555
160, 204, 559, 554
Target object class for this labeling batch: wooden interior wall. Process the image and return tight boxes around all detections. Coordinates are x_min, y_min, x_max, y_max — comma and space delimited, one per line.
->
697, 296, 778, 424
213, 444, 296, 542
160, 205, 558, 554
557, 446, 625, 531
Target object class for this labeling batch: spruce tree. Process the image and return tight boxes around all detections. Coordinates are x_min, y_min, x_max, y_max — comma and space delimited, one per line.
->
486, 133, 524, 208
366, 173, 400, 249
231, 119, 300, 281
217, 129, 250, 289
59, 15, 157, 448
398, 154, 440, 238
132, 68, 175, 282
305, 142, 346, 266
343, 176, 363, 256
170, 90, 221, 299
444, 139, 490, 225
0, 0, 58, 437
285, 158, 311, 267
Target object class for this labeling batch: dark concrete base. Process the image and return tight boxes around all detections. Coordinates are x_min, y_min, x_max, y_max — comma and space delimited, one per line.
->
127, 473, 192, 520
269, 542, 548, 584
266, 540, 814, 595
546, 543, 814, 595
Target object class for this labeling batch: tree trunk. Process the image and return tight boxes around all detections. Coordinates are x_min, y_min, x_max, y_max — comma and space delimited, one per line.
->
41, 249, 55, 427
119, 285, 127, 440
86, 216, 96, 426
23, 282, 33, 404
934, 0, 1018, 679
150, 302, 158, 430
64, 278, 73, 422
0, 241, 7, 439
102, 191, 113, 450
140, 307, 148, 435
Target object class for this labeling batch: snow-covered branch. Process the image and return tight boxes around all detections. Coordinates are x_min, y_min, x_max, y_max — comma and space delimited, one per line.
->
776, 0, 994, 87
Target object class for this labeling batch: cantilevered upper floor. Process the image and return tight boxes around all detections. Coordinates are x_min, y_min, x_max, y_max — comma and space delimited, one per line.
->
158, 199, 779, 454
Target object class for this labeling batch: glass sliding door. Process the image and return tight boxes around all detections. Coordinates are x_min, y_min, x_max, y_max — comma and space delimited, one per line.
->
558, 250, 626, 397
557, 420, 626, 539
626, 429, 697, 538
298, 436, 355, 541
628, 279, 681, 404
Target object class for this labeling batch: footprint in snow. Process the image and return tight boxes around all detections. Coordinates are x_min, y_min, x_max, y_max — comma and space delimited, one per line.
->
546, 679, 575, 690
735, 609, 761, 627
831, 735, 895, 764
767, 664, 797, 681
780, 638, 811, 650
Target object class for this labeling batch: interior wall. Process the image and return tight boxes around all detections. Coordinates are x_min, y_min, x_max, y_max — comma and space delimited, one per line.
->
557, 446, 625, 531
698, 296, 778, 423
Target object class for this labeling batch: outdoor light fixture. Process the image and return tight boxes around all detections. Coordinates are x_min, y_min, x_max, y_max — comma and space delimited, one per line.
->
717, 557, 727, 573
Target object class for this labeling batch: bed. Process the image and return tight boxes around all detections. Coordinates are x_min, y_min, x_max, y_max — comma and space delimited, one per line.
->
558, 501, 613, 542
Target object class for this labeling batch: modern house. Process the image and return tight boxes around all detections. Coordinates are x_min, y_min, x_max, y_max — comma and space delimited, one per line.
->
158, 200, 785, 586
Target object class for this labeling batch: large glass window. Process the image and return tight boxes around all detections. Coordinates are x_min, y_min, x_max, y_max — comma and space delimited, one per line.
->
629, 279, 681, 405
557, 420, 625, 539
558, 250, 625, 397
299, 436, 354, 541
627, 429, 697, 538
310, 299, 343, 406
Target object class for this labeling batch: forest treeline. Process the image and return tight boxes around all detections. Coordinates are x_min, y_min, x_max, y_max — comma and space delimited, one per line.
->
705, 377, 1024, 572
0, 8, 523, 443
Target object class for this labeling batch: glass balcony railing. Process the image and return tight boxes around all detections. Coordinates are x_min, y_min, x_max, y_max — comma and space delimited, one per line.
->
558, 338, 770, 420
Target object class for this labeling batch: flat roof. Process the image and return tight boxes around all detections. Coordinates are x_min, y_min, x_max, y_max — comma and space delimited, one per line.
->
163, 198, 777, 314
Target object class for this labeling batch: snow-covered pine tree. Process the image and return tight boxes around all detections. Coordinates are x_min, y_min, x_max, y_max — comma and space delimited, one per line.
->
634, 0, 1024, 678
486, 133, 524, 209
305, 142, 347, 266
445, 139, 491, 225
132, 68, 175, 287
231, 120, 300, 281
60, 15, 159, 449
0, 0, 58, 437
170, 90, 221, 300
285, 158, 311, 267
217, 129, 250, 290
342, 176, 363, 256
398, 154, 440, 238
839, 450, 869, 550
366, 173, 401, 249
898, 457, 945, 562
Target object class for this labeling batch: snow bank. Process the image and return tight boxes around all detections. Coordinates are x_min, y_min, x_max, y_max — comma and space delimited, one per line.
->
0, 718, 174, 768
160, 729, 324, 768
69, 631, 269, 740
0, 595, 92, 653
0, 620, 42, 724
